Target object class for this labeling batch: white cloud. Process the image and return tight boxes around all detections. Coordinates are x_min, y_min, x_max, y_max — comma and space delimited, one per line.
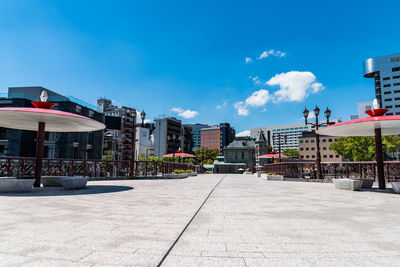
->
245, 57, 252, 64
216, 101, 228, 110
236, 130, 250, 137
234, 101, 249, 116
266, 71, 324, 102
258, 49, 286, 60
245, 89, 270, 107
171, 107, 199, 119
250, 75, 262, 85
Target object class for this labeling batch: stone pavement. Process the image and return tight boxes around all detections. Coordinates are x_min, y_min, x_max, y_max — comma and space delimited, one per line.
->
1, 174, 400, 266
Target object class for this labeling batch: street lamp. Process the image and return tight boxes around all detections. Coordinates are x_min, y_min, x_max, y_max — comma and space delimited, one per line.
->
303, 106, 331, 179
273, 133, 287, 162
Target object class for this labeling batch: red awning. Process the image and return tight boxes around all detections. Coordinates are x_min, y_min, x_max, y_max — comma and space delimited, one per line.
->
163, 152, 196, 158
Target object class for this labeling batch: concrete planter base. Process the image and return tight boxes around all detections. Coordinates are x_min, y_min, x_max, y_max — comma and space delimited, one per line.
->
60, 177, 88, 190
391, 182, 400, 194
187, 172, 198, 177
163, 173, 189, 179
0, 178, 35, 193
352, 178, 374, 189
332, 179, 362, 191
267, 175, 284, 181
41, 176, 64, 187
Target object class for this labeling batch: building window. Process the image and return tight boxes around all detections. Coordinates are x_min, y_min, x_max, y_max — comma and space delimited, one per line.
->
241, 151, 244, 159
311, 139, 315, 143
396, 105, 400, 108
385, 106, 393, 108
336, 155, 339, 158
391, 57, 400, 63
300, 155, 304, 159
329, 155, 333, 158
395, 98, 400, 101
311, 147, 315, 151
306, 155, 310, 158
312, 155, 315, 158
395, 90, 400, 93
323, 155, 327, 158
306, 147, 309, 151
394, 75, 400, 79
393, 67, 400, 72
323, 147, 327, 150
305, 140, 309, 143
384, 91, 392, 94
300, 140, 303, 143
385, 98, 392, 102
300, 148, 304, 151
383, 77, 390, 80
383, 84, 391, 88
394, 83, 400, 86
322, 139, 326, 142
329, 139, 332, 142
387, 113, 394, 115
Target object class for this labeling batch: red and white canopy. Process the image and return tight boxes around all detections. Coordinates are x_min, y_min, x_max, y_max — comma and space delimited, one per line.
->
163, 152, 196, 158
258, 152, 288, 158
0, 107, 105, 132
317, 115, 400, 136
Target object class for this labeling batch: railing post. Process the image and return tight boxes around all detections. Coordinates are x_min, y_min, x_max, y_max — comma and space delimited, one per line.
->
386, 163, 390, 182
346, 164, 349, 178
334, 164, 337, 179
145, 161, 148, 178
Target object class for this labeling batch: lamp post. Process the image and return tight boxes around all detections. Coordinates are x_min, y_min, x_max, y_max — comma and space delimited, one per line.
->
273, 133, 287, 162
303, 106, 331, 179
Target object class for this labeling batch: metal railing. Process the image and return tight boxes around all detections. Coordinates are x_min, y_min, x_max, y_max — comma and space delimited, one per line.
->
263, 161, 400, 182
0, 156, 195, 178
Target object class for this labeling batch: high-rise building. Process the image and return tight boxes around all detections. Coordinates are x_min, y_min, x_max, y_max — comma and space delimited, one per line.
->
298, 132, 343, 162
153, 116, 193, 158
0, 86, 104, 159
364, 52, 400, 115
185, 123, 209, 150
200, 123, 235, 154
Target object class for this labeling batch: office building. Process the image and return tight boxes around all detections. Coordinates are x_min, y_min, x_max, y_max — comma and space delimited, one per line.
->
250, 120, 339, 152
153, 116, 193, 158
298, 132, 343, 162
0, 86, 104, 159
364, 52, 400, 115
185, 123, 209, 150
200, 123, 235, 154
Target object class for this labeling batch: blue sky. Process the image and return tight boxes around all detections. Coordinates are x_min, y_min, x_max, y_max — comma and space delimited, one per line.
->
0, 0, 399, 135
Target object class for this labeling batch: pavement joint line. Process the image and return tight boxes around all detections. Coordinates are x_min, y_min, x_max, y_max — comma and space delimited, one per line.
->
157, 175, 226, 267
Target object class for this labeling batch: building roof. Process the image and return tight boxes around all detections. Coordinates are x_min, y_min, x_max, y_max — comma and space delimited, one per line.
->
226, 137, 255, 149
255, 130, 267, 143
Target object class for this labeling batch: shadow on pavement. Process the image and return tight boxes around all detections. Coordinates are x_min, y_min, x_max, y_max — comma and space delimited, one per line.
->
0, 185, 134, 197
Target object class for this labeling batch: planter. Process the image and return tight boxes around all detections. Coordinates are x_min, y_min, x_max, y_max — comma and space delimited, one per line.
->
352, 178, 374, 189
60, 177, 88, 190
332, 179, 362, 191
267, 175, 284, 181
163, 173, 189, 179
41, 176, 64, 187
0, 178, 35, 193
187, 172, 197, 176
391, 182, 400, 194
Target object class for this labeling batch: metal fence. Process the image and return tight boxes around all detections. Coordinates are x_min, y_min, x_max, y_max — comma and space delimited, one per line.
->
263, 161, 400, 181
0, 156, 195, 178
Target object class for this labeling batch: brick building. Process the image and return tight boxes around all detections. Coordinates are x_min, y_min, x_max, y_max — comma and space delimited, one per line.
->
200, 123, 235, 154
298, 131, 343, 162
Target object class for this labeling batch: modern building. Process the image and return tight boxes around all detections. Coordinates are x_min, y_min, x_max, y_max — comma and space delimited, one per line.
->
250, 120, 339, 152
200, 123, 235, 154
350, 100, 374, 120
214, 137, 256, 173
0, 86, 104, 159
364, 52, 400, 115
185, 123, 209, 150
298, 131, 343, 162
153, 115, 193, 158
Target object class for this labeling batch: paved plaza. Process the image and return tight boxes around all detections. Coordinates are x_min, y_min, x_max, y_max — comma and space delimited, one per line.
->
1, 174, 400, 266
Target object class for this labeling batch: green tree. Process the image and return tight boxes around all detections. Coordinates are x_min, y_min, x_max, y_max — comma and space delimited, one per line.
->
282, 149, 299, 159
330, 136, 400, 161
194, 147, 219, 164
102, 150, 113, 160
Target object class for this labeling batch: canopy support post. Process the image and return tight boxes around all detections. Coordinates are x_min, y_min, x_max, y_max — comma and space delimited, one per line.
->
374, 128, 386, 190
34, 122, 45, 187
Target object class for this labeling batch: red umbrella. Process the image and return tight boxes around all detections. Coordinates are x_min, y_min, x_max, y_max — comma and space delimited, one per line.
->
163, 152, 196, 158
317, 108, 400, 189
258, 152, 288, 158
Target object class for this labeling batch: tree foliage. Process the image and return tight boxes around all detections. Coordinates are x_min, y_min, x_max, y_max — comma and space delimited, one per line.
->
194, 147, 219, 164
330, 136, 400, 161
282, 149, 299, 159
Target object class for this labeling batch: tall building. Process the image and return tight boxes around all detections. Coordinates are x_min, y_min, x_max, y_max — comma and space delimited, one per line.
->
364, 52, 400, 115
200, 123, 235, 154
298, 132, 343, 162
0, 86, 104, 159
250, 120, 339, 151
185, 123, 209, 150
153, 116, 193, 158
